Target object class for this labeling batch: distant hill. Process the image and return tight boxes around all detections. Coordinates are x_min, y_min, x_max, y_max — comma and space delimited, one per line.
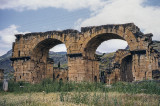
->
0, 50, 13, 73
0, 50, 12, 61
98, 52, 115, 72
49, 51, 67, 68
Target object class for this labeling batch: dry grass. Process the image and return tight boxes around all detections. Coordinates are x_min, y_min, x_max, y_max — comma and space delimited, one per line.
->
0, 92, 86, 106
0, 92, 159, 106
0, 92, 88, 106
105, 92, 160, 106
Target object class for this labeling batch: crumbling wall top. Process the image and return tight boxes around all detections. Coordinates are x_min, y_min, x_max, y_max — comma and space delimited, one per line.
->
15, 29, 80, 39
14, 23, 153, 41
81, 23, 145, 38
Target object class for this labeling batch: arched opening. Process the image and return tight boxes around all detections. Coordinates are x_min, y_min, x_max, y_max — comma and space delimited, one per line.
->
84, 33, 125, 59
31, 38, 68, 83
83, 33, 133, 83
49, 44, 67, 68
96, 39, 133, 83
120, 55, 133, 82
96, 39, 128, 70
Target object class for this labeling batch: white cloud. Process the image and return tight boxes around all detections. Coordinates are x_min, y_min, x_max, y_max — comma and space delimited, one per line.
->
0, 25, 18, 56
73, 0, 160, 53
0, 25, 17, 44
96, 40, 128, 53
0, 0, 106, 11
80, 0, 160, 40
0, 25, 28, 56
73, 18, 84, 31
50, 44, 67, 52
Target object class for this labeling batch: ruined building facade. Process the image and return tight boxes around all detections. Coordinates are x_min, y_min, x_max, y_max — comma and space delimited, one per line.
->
11, 23, 160, 83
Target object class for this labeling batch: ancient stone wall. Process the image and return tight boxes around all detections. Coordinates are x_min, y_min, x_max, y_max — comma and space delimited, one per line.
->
104, 44, 160, 84
46, 58, 54, 80
53, 68, 68, 82
11, 23, 160, 83
68, 56, 99, 82
104, 50, 132, 84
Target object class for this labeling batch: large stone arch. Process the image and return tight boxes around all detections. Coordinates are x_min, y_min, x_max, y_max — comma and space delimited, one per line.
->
11, 30, 79, 83
68, 23, 153, 82
80, 23, 146, 58
112, 50, 133, 82
30, 38, 67, 83
31, 38, 64, 62
82, 33, 126, 59
11, 23, 159, 83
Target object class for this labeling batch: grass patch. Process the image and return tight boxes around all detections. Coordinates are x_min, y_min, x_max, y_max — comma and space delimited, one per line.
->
0, 79, 160, 95
111, 81, 160, 95
0, 79, 160, 105
0, 79, 105, 93
0, 92, 159, 106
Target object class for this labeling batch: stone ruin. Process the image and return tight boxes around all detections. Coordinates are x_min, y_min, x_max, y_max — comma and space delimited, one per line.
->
10, 23, 160, 84
53, 67, 68, 82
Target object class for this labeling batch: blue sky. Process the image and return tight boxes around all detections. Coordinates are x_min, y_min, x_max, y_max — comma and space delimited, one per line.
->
0, 8, 90, 32
0, 0, 160, 56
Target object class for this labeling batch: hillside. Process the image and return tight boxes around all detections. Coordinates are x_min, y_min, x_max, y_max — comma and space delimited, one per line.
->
49, 51, 67, 68
98, 52, 115, 72
0, 50, 13, 73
